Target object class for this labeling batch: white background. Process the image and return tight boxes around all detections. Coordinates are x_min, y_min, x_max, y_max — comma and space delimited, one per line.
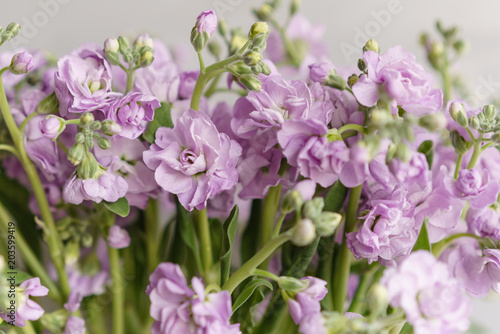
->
1, 0, 500, 332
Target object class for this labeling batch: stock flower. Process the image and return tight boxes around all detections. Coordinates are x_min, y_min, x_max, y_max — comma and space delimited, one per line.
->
39, 116, 65, 140
444, 168, 499, 209
9, 51, 34, 74
195, 10, 217, 36
287, 277, 328, 326
63, 293, 85, 334
466, 206, 500, 240
0, 278, 49, 327
143, 109, 241, 211
308, 62, 334, 84
105, 91, 160, 139
381, 251, 470, 334
178, 70, 199, 99
107, 225, 131, 249
352, 46, 443, 115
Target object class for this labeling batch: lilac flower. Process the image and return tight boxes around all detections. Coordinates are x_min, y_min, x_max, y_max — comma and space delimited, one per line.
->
339, 144, 370, 188
108, 225, 131, 249
179, 70, 199, 99
0, 49, 46, 89
287, 277, 328, 325
277, 118, 349, 187
10, 52, 34, 74
466, 206, 500, 240
381, 251, 470, 334
54, 44, 117, 116
308, 62, 334, 84
444, 168, 499, 209
0, 278, 49, 327
352, 46, 443, 116
299, 313, 327, 334
105, 91, 160, 139
64, 293, 85, 334
143, 110, 241, 211
62, 170, 128, 205
39, 116, 64, 140
195, 10, 217, 36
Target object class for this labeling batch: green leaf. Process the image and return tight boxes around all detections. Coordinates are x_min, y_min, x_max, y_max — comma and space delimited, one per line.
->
143, 102, 173, 144
210, 218, 224, 264
241, 199, 261, 264
412, 217, 431, 252
324, 181, 348, 212
232, 278, 273, 313
175, 199, 202, 271
220, 206, 239, 286
399, 322, 414, 334
104, 197, 130, 217
417, 140, 434, 169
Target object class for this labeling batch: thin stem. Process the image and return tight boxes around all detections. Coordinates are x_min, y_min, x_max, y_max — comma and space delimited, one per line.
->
222, 231, 292, 294
193, 208, 213, 278
125, 66, 135, 93
0, 144, 18, 157
272, 213, 286, 238
432, 232, 482, 257
338, 123, 367, 135
0, 201, 62, 304
197, 52, 205, 71
19, 111, 39, 134
253, 268, 279, 281
454, 153, 463, 179
259, 184, 282, 269
0, 72, 70, 299
145, 199, 159, 275
481, 142, 495, 152
467, 135, 483, 169
109, 245, 124, 334
347, 267, 375, 313
441, 67, 452, 103
20, 321, 37, 334
332, 184, 363, 312
64, 119, 81, 125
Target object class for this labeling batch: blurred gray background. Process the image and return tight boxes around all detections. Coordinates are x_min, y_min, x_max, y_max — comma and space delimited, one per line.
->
1, 0, 500, 332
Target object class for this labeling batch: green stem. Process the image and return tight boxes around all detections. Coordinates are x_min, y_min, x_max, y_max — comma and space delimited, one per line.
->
481, 141, 495, 152
338, 123, 367, 135
222, 231, 292, 294
259, 185, 282, 269
332, 184, 363, 312
0, 144, 18, 157
145, 199, 159, 274
193, 208, 213, 278
441, 68, 452, 103
253, 268, 279, 281
18, 111, 39, 134
109, 245, 124, 334
432, 232, 482, 257
19, 321, 37, 334
467, 135, 483, 169
454, 153, 463, 179
197, 52, 205, 71
0, 201, 62, 304
272, 213, 286, 238
347, 267, 375, 313
0, 70, 70, 299
125, 66, 135, 93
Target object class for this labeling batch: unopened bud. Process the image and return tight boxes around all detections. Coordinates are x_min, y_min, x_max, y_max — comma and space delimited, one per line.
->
468, 115, 480, 130
97, 137, 111, 150
194, 10, 217, 37
191, 28, 209, 53
238, 75, 262, 91
290, 0, 301, 15
64, 241, 80, 266
314, 212, 342, 237
118, 36, 130, 54
363, 39, 379, 53
483, 104, 496, 120
68, 143, 86, 166
75, 133, 85, 144
81, 233, 93, 248
39, 116, 66, 140
122, 51, 134, 64
491, 132, 500, 144
450, 130, 473, 155
9, 52, 34, 75
80, 112, 95, 125
347, 74, 358, 88
370, 109, 391, 127
453, 40, 467, 54
260, 61, 272, 76
278, 276, 308, 292
395, 143, 411, 162
242, 50, 261, 67
366, 283, 388, 316
325, 74, 346, 91
38, 92, 59, 114
139, 50, 154, 67
303, 198, 324, 220
134, 33, 154, 49
357, 58, 367, 72
252, 63, 262, 75
385, 143, 397, 164
104, 38, 119, 53
418, 113, 446, 131
3, 22, 20, 41
291, 219, 316, 247
101, 120, 122, 136
449, 101, 467, 127
254, 5, 273, 21
281, 190, 303, 214
90, 121, 101, 131
249, 22, 270, 40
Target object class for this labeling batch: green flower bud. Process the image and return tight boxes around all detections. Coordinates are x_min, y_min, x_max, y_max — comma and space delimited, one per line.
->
281, 190, 303, 214
483, 104, 496, 120
218, 19, 228, 37
449, 101, 466, 124
357, 58, 367, 72
68, 143, 86, 166
101, 120, 122, 136
97, 137, 111, 150
385, 143, 397, 164
395, 143, 411, 162
252, 63, 262, 75
291, 219, 316, 247
230, 35, 248, 54
249, 22, 269, 40
418, 113, 446, 131
238, 75, 262, 91
139, 50, 154, 67
37, 92, 60, 114
64, 240, 80, 266
252, 33, 268, 49
278, 276, 308, 292
4, 22, 20, 41
370, 109, 391, 127
303, 197, 325, 220
75, 133, 85, 144
313, 212, 342, 237
80, 112, 95, 126
243, 50, 262, 66
77, 153, 103, 179
123, 51, 134, 64
290, 0, 301, 15
90, 121, 101, 131
325, 74, 346, 91
105, 51, 121, 66
260, 61, 272, 76
491, 132, 500, 144
254, 5, 273, 21
450, 130, 473, 155
118, 36, 130, 54
347, 74, 358, 88
453, 40, 467, 54
104, 38, 119, 53
366, 283, 389, 316
191, 28, 210, 53
81, 233, 93, 248
229, 61, 253, 75
363, 39, 380, 53
468, 115, 480, 130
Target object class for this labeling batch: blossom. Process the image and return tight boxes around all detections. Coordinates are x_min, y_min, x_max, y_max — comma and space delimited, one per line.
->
179, 70, 199, 99
64, 293, 85, 334
308, 62, 334, 83
10, 52, 34, 74
444, 168, 499, 209
105, 91, 160, 139
0, 278, 49, 327
287, 277, 328, 325
144, 109, 241, 211
39, 116, 64, 140
465, 206, 500, 240
381, 251, 470, 334
107, 225, 131, 249
195, 10, 217, 36
352, 46, 443, 116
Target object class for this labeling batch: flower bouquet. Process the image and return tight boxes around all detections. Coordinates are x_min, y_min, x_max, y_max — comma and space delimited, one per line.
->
0, 1, 497, 333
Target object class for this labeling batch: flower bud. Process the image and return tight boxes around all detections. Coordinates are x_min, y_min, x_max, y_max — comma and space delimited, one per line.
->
325, 74, 346, 91
195, 10, 217, 36
118, 36, 130, 54
483, 104, 496, 120
291, 219, 316, 247
139, 50, 154, 67
64, 240, 80, 266
81, 233, 93, 248
230, 35, 248, 54
363, 39, 380, 53
303, 197, 324, 220
9, 52, 34, 75
108, 225, 131, 249
218, 19, 228, 37
308, 62, 334, 84
281, 190, 304, 214
450, 130, 473, 155
278, 276, 308, 292
491, 132, 500, 144
449, 101, 467, 126
238, 75, 262, 91
395, 143, 411, 162
191, 28, 209, 53
37, 92, 59, 114
468, 115, 480, 130
313, 212, 342, 237
347, 74, 358, 88
104, 38, 119, 53
77, 153, 102, 179
230, 61, 253, 75
134, 33, 154, 49
252, 33, 268, 50
243, 50, 262, 66
97, 137, 111, 150
68, 143, 86, 166
101, 120, 122, 136
75, 133, 85, 144
260, 61, 272, 76
80, 112, 95, 126
2, 22, 20, 42
290, 0, 301, 15
357, 58, 367, 72
254, 5, 273, 21
122, 51, 134, 64
39, 116, 66, 140
453, 40, 467, 54
249, 22, 270, 40
418, 113, 446, 131
370, 109, 391, 127
366, 283, 388, 316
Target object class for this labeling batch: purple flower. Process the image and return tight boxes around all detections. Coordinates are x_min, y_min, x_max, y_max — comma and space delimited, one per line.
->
466, 206, 500, 240
352, 46, 443, 116
55, 44, 117, 116
484, 249, 500, 293
278, 118, 349, 187
287, 277, 327, 325
10, 52, 34, 74
0, 278, 49, 327
299, 313, 326, 334
308, 62, 334, 84
64, 293, 85, 334
381, 251, 470, 334
62, 170, 128, 205
444, 168, 499, 209
105, 91, 160, 139
144, 110, 241, 211
39, 116, 64, 140
108, 225, 131, 249
195, 10, 217, 36
339, 144, 370, 188
179, 70, 199, 100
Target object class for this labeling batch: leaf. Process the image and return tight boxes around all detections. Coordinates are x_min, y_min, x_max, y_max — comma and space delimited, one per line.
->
417, 140, 434, 169
220, 206, 239, 286
104, 197, 130, 217
284, 237, 320, 277
175, 199, 202, 271
412, 217, 431, 252
210, 218, 224, 264
232, 278, 273, 313
143, 102, 173, 144
399, 322, 414, 334
324, 181, 348, 212
241, 199, 262, 264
